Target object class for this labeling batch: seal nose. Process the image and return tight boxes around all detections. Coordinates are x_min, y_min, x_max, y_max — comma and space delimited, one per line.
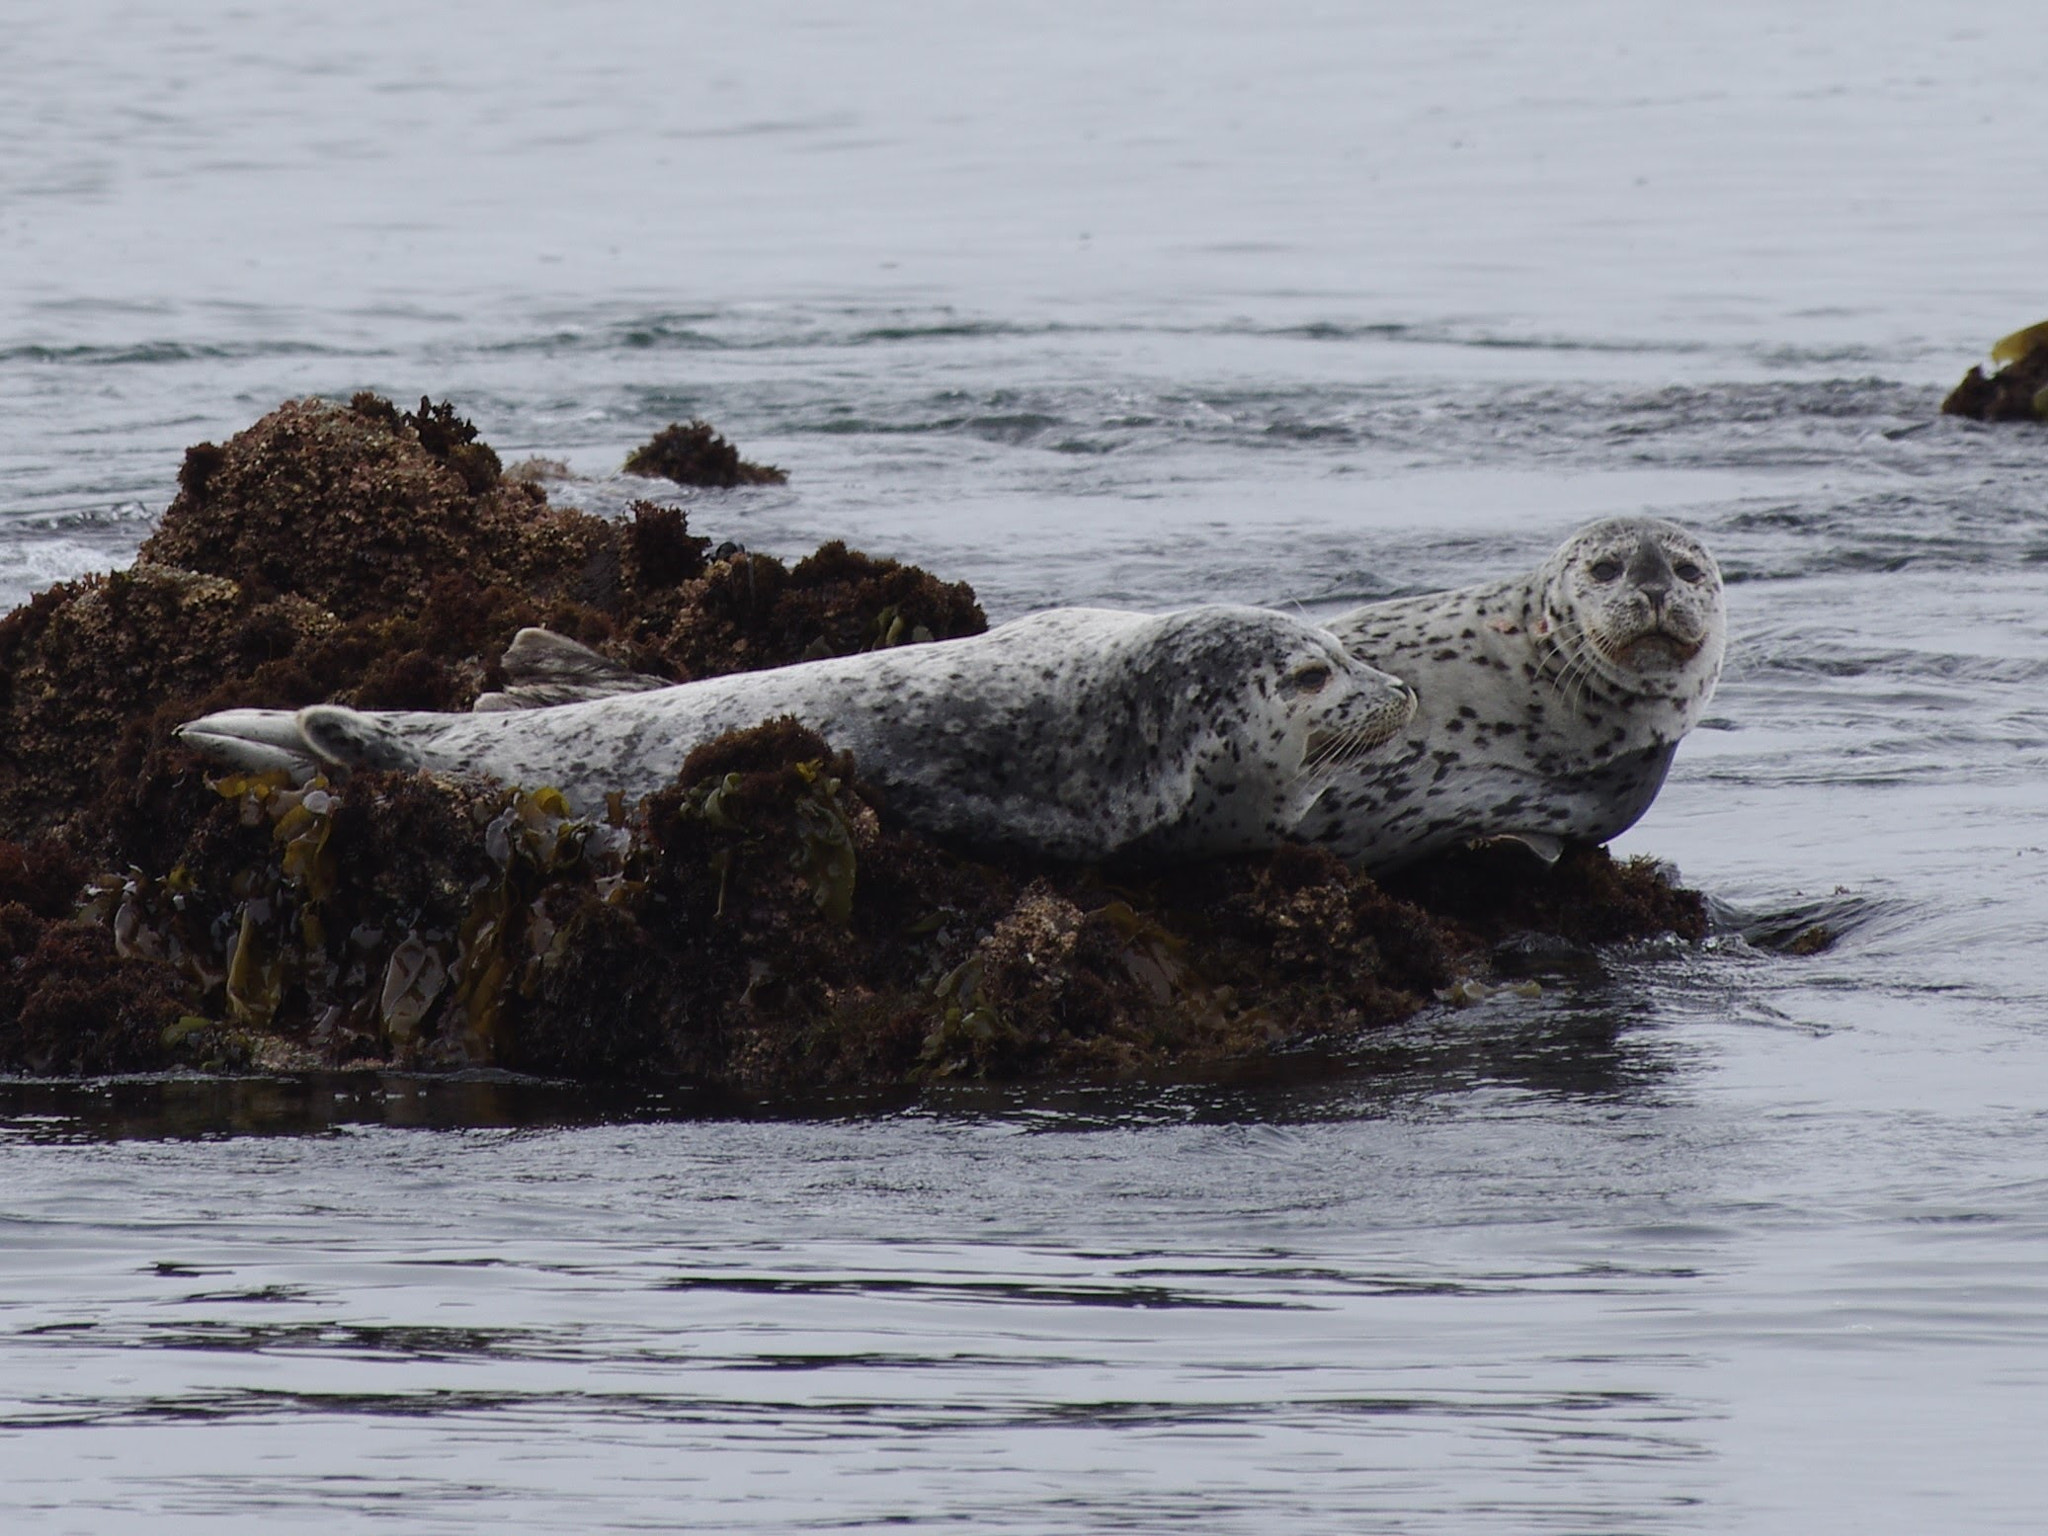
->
1625, 535, 1673, 612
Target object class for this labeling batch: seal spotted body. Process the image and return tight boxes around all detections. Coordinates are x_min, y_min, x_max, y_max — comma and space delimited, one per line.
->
179, 606, 1418, 864
1298, 516, 1726, 869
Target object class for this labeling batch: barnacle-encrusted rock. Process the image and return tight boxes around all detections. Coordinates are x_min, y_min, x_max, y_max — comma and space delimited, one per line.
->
0, 837, 189, 1075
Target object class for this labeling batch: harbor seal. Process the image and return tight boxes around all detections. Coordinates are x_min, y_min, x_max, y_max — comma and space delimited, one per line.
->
178, 606, 1418, 864
1297, 515, 1725, 869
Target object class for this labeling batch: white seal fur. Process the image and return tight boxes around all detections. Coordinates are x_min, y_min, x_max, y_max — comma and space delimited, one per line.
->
179, 606, 1418, 864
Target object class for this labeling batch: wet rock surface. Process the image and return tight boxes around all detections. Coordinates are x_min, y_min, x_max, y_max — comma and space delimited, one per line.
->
0, 396, 1706, 1094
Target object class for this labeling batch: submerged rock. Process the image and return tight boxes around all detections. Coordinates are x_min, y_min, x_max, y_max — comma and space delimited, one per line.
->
623, 420, 787, 487
0, 395, 1709, 1094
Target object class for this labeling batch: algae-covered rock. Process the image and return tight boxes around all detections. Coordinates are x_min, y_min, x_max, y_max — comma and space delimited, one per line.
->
624, 420, 787, 487
0, 838, 189, 1075
0, 394, 1714, 1093
1943, 319, 2048, 423
650, 540, 987, 679
0, 565, 326, 843
0, 395, 984, 849
9, 718, 1453, 1092
141, 393, 562, 618
4, 719, 1698, 1093
1382, 840, 1708, 947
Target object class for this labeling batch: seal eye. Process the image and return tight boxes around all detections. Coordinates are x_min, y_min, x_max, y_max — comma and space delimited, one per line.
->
1589, 558, 1623, 583
1287, 664, 1332, 695
1673, 560, 1705, 583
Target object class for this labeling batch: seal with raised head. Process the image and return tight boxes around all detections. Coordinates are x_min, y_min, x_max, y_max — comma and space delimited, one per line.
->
1297, 515, 1726, 869
178, 606, 1418, 864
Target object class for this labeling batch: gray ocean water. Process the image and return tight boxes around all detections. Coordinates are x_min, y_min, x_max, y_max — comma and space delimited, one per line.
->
5, 2, 2048, 1530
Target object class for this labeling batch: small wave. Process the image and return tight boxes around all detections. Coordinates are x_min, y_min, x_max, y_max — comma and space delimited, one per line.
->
483, 309, 1074, 357
3, 500, 157, 531
615, 322, 730, 351
849, 320, 1056, 344
657, 1272, 1299, 1311
0, 536, 125, 603
1709, 888, 1896, 952
0, 339, 340, 367
1227, 319, 1717, 358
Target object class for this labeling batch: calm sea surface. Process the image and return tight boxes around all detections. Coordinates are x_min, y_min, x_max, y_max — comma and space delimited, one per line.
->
5, 3, 2048, 1530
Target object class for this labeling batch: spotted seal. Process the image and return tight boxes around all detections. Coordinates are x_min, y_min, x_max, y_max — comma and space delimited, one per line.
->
1297, 515, 1725, 869
178, 606, 1418, 864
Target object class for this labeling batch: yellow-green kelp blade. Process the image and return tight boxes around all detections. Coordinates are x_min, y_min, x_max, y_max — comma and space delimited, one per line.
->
1990, 319, 2048, 365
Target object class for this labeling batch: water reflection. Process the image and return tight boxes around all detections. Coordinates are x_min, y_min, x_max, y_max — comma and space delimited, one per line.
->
0, 1073, 711, 1143
0, 969, 1694, 1142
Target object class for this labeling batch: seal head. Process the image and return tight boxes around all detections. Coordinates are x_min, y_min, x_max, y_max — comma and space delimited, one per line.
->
1534, 517, 1723, 702
1106, 609, 1417, 859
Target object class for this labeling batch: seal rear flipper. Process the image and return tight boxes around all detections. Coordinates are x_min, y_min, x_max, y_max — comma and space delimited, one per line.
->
174, 708, 323, 777
472, 627, 669, 711
295, 706, 426, 773
1489, 831, 1563, 863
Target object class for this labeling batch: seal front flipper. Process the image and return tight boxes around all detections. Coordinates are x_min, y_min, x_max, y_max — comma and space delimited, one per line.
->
472, 627, 669, 712
175, 708, 323, 777
295, 706, 426, 773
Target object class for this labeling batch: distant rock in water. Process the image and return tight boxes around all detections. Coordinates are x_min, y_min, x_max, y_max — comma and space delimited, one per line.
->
0, 394, 1710, 1097
623, 419, 787, 487
1942, 319, 2048, 423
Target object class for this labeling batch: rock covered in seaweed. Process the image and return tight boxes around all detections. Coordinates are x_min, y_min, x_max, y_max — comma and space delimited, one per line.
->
142, 393, 577, 618
0, 394, 983, 849
0, 393, 1713, 1094
0, 838, 189, 1076
623, 420, 788, 487
1383, 840, 1706, 947
3, 725, 1700, 1093
1942, 319, 2048, 423
650, 540, 989, 679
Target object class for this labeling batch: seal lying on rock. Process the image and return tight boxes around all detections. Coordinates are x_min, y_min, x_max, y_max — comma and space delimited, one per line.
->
178, 607, 1418, 864
1298, 516, 1725, 869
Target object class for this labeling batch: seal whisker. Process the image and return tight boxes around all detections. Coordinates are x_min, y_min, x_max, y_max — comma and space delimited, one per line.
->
1548, 621, 1608, 716
1297, 705, 1407, 781
1298, 731, 1359, 780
